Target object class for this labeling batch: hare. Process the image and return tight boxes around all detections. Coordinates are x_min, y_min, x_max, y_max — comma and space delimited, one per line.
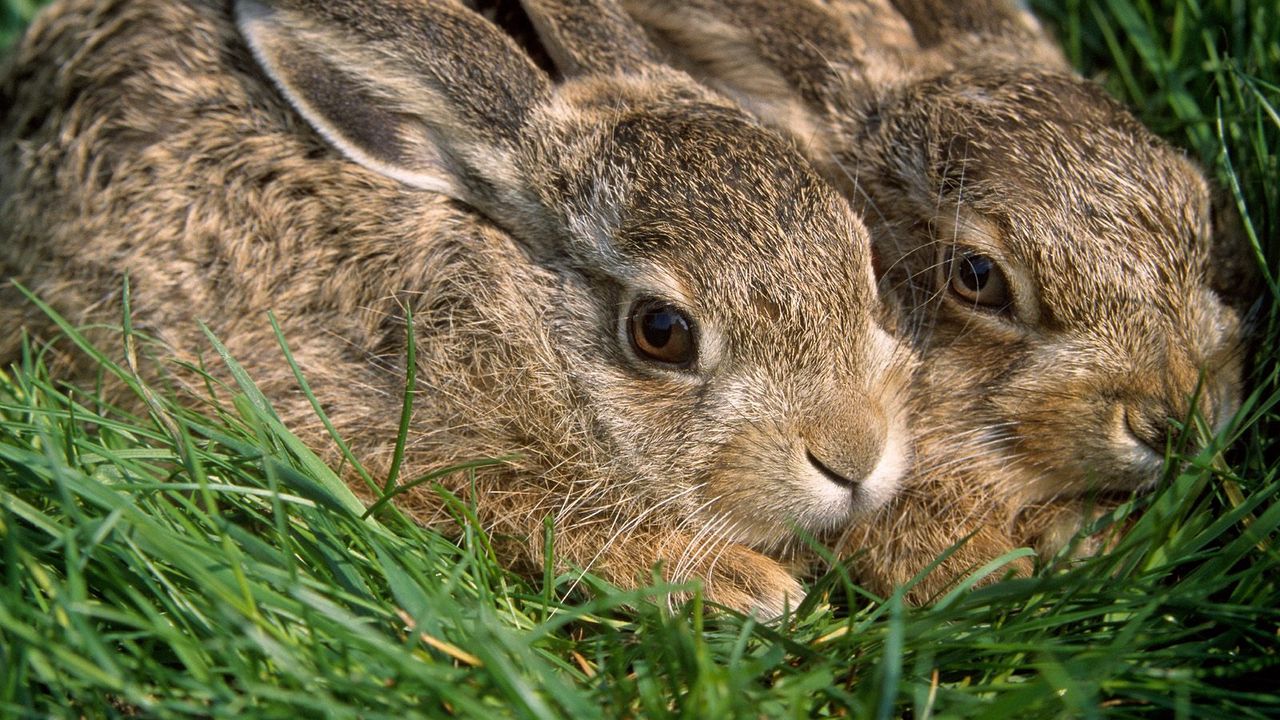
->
0, 0, 919, 615
620, 0, 1253, 601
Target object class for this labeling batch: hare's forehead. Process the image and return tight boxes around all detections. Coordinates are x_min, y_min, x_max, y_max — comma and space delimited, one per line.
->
564, 124, 873, 279
558, 181, 874, 315
1007, 159, 1210, 264
617, 225, 874, 312
931, 86, 1208, 207
597, 108, 832, 206
950, 132, 1203, 210
967, 130, 1213, 294
553, 110, 876, 305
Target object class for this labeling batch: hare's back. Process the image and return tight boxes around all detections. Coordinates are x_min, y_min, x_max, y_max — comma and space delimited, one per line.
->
0, 0, 457, 362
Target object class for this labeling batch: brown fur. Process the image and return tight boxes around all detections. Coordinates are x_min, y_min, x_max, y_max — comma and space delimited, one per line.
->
622, 0, 1252, 601
0, 0, 919, 615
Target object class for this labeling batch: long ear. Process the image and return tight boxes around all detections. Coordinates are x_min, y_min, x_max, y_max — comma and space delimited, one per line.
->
519, 0, 666, 76
890, 0, 1040, 44
622, 0, 863, 109
235, 0, 550, 210
887, 0, 1069, 69
821, 0, 916, 54
619, 0, 874, 160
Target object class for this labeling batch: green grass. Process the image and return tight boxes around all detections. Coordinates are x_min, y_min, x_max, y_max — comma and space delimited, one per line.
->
0, 0, 37, 50
2, 0, 1279, 717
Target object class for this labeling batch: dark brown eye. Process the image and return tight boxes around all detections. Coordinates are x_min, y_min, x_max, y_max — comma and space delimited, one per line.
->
628, 299, 696, 367
947, 248, 1011, 309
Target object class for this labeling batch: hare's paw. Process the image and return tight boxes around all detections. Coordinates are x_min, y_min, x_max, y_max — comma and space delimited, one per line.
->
1017, 500, 1128, 561
848, 520, 1032, 605
692, 544, 806, 619
930, 525, 1034, 596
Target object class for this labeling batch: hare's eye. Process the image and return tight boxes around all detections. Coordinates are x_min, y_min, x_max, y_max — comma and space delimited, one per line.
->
628, 299, 696, 368
947, 248, 1011, 310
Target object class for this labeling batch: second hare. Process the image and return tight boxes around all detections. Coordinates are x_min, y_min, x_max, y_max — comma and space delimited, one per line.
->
623, 0, 1253, 601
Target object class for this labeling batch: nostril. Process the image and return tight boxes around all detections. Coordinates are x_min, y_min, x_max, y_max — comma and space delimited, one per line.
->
1124, 404, 1169, 456
806, 450, 858, 490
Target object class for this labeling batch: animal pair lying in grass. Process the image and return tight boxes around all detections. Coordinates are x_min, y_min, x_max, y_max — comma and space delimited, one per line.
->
0, 0, 1251, 615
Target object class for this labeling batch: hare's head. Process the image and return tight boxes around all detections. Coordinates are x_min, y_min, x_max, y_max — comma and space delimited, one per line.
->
622, 0, 1252, 500
853, 69, 1246, 498
236, 0, 914, 547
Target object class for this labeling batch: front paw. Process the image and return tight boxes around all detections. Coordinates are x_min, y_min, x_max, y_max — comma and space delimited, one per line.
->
680, 543, 806, 619
847, 521, 1033, 605
558, 529, 805, 619
1016, 500, 1127, 561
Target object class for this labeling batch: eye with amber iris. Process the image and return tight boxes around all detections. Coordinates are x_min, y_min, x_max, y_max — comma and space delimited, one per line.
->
628, 298, 696, 368
946, 247, 1011, 310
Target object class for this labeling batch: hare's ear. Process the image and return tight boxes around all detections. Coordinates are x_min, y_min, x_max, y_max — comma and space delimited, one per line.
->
235, 0, 549, 207
890, 0, 1041, 45
619, 0, 857, 145
520, 0, 665, 75
888, 0, 1069, 69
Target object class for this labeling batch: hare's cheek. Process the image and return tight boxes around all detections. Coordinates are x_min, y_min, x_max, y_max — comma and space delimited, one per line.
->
693, 430, 897, 548
992, 383, 1168, 500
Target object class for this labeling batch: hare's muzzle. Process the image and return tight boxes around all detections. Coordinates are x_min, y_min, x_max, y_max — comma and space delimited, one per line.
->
1121, 402, 1176, 460
799, 402, 908, 512
1120, 381, 1224, 462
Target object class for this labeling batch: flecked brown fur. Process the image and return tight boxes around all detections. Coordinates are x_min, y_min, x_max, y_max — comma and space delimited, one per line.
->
622, 0, 1253, 601
0, 0, 920, 615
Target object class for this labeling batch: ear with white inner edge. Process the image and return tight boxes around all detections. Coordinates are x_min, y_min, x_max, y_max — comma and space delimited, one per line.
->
235, 0, 551, 216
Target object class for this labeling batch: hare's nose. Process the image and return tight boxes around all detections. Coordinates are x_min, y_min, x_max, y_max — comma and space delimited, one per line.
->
803, 416, 887, 488
806, 450, 860, 489
1123, 403, 1171, 457
1124, 375, 1220, 456
1123, 394, 1212, 456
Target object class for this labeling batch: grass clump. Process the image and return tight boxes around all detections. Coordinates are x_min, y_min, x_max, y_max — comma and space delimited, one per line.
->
3, 0, 1279, 717
2, 331, 1276, 716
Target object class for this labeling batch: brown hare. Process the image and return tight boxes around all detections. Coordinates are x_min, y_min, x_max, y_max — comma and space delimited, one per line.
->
0, 0, 918, 615
621, 0, 1253, 601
